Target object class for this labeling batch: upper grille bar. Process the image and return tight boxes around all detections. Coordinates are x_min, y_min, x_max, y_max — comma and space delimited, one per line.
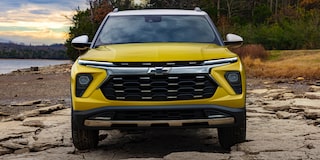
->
113, 61, 204, 67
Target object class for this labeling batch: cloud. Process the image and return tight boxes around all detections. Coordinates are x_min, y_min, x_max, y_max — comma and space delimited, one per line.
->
0, 1, 88, 45
0, 2, 23, 10
0, 29, 68, 45
27, 0, 58, 4
29, 9, 52, 15
0, 1, 87, 12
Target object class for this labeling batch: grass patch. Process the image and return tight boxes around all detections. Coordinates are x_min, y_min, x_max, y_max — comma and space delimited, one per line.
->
241, 49, 320, 80
267, 50, 282, 61
230, 44, 269, 60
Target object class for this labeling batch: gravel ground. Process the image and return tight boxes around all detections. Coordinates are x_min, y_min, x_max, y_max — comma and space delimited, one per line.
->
0, 64, 71, 116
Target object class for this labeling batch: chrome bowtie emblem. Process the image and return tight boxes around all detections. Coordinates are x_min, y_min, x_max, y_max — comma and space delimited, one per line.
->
148, 67, 170, 75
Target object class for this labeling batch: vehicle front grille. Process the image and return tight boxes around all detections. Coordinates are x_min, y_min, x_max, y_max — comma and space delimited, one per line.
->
100, 74, 217, 101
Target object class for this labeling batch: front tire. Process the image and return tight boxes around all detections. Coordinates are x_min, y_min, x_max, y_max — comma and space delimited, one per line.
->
72, 113, 99, 150
218, 122, 246, 149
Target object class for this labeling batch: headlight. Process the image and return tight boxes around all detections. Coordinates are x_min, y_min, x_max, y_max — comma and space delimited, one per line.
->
76, 74, 93, 97
203, 57, 237, 65
225, 71, 242, 94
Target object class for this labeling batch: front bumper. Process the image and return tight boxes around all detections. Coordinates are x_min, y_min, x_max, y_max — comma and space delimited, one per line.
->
72, 104, 246, 130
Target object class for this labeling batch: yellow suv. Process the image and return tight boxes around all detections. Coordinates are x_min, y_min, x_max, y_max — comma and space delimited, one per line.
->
71, 8, 246, 150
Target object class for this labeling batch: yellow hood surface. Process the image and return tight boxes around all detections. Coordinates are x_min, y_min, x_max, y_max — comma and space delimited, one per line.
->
79, 43, 237, 62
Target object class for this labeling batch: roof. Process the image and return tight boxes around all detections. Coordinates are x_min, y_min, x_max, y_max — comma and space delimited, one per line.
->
108, 9, 207, 16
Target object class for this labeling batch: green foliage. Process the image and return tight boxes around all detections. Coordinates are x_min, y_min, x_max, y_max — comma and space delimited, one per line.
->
65, 0, 320, 60
65, 0, 136, 61
65, 9, 98, 61
234, 8, 320, 50
148, 0, 201, 9
268, 50, 282, 61
253, 5, 272, 24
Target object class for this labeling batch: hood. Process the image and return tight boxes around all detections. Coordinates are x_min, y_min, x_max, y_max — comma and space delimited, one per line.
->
79, 43, 237, 62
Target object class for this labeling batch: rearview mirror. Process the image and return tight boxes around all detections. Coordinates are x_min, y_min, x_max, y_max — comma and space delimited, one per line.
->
71, 35, 91, 50
224, 34, 243, 46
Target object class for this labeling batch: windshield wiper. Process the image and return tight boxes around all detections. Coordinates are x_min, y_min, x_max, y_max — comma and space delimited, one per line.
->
94, 41, 147, 48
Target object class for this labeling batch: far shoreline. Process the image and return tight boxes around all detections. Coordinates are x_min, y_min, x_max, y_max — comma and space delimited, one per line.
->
0, 59, 72, 75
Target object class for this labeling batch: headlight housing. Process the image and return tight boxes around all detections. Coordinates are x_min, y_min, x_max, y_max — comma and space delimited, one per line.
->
225, 71, 242, 94
76, 74, 93, 97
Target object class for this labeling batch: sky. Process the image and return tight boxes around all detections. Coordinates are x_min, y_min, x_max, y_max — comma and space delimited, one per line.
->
0, 0, 88, 45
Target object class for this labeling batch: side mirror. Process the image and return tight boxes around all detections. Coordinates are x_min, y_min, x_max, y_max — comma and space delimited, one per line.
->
71, 35, 91, 50
224, 33, 243, 46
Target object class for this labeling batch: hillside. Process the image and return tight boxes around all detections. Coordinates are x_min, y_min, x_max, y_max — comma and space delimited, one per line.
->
0, 43, 68, 59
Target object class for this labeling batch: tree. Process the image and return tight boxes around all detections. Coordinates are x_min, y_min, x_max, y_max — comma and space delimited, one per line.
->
300, 0, 320, 9
65, 0, 142, 61
253, 4, 272, 24
65, 0, 320, 57
148, 0, 202, 9
65, 9, 97, 61
91, 0, 113, 23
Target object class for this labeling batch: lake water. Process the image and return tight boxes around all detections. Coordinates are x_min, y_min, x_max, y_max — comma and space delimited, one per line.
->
0, 59, 72, 74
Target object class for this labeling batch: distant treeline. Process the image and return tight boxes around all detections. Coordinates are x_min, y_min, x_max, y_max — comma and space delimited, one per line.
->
0, 43, 68, 59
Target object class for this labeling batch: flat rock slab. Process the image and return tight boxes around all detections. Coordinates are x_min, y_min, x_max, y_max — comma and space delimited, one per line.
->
236, 118, 320, 159
11, 100, 42, 106
248, 89, 269, 94
276, 111, 297, 119
1, 115, 320, 160
292, 98, 320, 109
304, 109, 320, 119
37, 104, 66, 114
163, 152, 229, 160
0, 112, 9, 116
22, 120, 45, 128
0, 147, 11, 156
263, 101, 292, 112
254, 151, 308, 160
30, 123, 72, 152
5, 104, 67, 121
0, 121, 38, 141
0, 147, 80, 160
305, 92, 320, 99
1, 141, 26, 150
309, 85, 320, 92
22, 114, 69, 128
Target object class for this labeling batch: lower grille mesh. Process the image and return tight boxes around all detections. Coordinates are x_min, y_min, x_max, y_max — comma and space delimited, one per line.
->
114, 110, 206, 120
100, 74, 217, 101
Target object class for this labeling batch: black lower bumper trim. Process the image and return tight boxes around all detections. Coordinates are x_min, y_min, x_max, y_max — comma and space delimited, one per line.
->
72, 104, 246, 130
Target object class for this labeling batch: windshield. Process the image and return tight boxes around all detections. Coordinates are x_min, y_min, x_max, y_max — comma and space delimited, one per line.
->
95, 15, 219, 46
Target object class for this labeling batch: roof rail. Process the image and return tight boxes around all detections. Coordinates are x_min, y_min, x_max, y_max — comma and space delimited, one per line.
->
113, 8, 119, 12
194, 7, 201, 12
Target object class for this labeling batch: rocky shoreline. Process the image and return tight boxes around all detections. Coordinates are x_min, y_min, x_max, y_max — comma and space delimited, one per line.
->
0, 64, 320, 159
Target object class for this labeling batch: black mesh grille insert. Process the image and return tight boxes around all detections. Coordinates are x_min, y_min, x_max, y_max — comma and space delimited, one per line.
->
114, 110, 206, 120
100, 74, 217, 101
